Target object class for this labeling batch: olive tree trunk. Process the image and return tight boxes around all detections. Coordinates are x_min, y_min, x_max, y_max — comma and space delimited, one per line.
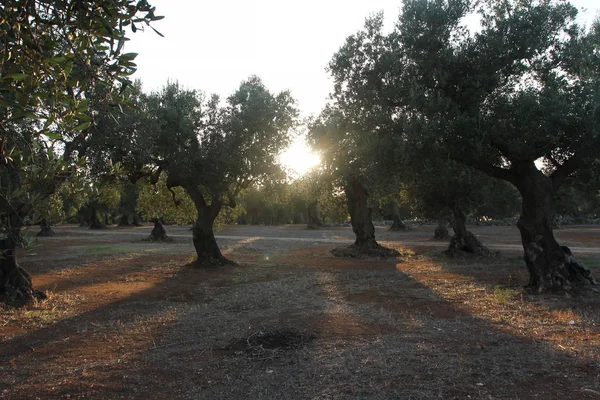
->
446, 203, 492, 256
389, 203, 408, 231
306, 199, 322, 229
191, 199, 232, 265
37, 218, 55, 237
331, 176, 399, 258
515, 165, 595, 292
146, 218, 171, 241
434, 213, 450, 240
0, 164, 45, 303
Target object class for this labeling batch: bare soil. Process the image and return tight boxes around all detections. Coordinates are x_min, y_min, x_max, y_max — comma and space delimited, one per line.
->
1, 223, 600, 399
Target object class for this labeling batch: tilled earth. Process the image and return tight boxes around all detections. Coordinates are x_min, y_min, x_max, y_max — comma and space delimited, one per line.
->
1, 223, 600, 399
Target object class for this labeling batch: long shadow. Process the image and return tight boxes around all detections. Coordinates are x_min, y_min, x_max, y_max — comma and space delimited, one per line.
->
135, 240, 600, 399
417, 242, 600, 331
0, 237, 248, 399
3, 235, 600, 399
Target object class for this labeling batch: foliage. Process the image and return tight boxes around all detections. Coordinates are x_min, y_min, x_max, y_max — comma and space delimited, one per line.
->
137, 175, 195, 225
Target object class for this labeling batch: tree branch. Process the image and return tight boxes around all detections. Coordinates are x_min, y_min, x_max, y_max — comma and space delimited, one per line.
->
551, 155, 585, 191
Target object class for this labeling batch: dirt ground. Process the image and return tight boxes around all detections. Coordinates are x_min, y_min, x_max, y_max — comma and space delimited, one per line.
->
1, 223, 600, 399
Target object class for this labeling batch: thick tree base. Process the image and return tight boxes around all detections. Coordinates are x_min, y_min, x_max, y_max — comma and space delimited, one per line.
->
37, 226, 55, 237
89, 222, 107, 229
144, 233, 173, 242
434, 225, 451, 240
193, 255, 236, 267
331, 243, 400, 259
144, 220, 172, 242
446, 231, 496, 257
524, 244, 596, 293
0, 266, 46, 305
306, 224, 321, 230
389, 220, 409, 231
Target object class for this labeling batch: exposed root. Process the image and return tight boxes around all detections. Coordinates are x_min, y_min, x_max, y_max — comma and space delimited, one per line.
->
446, 231, 496, 258
389, 220, 409, 231
0, 266, 46, 305
524, 242, 596, 293
144, 220, 172, 242
37, 226, 55, 237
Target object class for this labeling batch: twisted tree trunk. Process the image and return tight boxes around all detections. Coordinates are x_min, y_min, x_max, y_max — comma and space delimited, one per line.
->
515, 164, 595, 292
146, 218, 171, 241
191, 198, 232, 265
0, 164, 45, 304
446, 203, 492, 256
331, 176, 399, 258
389, 203, 408, 231
37, 218, 55, 237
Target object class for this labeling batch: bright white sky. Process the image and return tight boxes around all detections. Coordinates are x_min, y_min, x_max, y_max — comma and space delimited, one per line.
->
126, 0, 599, 175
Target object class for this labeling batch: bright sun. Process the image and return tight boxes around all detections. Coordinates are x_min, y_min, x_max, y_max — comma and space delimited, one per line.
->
279, 138, 321, 177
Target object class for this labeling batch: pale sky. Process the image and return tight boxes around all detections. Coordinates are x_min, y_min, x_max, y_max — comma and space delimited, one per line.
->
127, 0, 599, 118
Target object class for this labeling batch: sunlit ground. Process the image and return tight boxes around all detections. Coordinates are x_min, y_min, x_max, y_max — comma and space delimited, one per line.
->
279, 138, 321, 177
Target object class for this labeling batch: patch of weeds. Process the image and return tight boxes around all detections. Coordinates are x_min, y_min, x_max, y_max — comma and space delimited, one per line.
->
227, 328, 316, 358
493, 285, 520, 305
0, 292, 83, 329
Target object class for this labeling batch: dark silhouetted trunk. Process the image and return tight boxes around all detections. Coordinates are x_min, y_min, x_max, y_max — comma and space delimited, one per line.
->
0, 164, 45, 303
306, 199, 322, 229
447, 203, 491, 256
514, 164, 595, 292
389, 203, 408, 231
331, 176, 399, 258
192, 199, 232, 265
346, 177, 377, 247
118, 214, 131, 227
88, 207, 105, 229
146, 218, 171, 241
37, 218, 55, 237
132, 213, 143, 226
434, 214, 450, 240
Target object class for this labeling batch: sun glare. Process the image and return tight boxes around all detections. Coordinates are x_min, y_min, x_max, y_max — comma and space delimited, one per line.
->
279, 138, 321, 177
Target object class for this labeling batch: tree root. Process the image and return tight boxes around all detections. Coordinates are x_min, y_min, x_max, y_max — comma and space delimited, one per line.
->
0, 266, 46, 305
446, 231, 496, 257
37, 226, 55, 237
524, 242, 597, 293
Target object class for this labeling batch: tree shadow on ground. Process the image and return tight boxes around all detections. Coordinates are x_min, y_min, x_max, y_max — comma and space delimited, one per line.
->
2, 237, 599, 399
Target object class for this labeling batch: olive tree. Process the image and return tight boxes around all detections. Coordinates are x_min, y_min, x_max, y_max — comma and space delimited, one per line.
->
0, 1, 161, 303
139, 78, 297, 264
330, 1, 599, 291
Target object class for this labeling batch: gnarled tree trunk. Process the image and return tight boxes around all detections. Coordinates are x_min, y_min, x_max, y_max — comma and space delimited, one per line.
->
37, 218, 55, 237
192, 199, 232, 265
331, 176, 399, 258
88, 207, 106, 229
446, 203, 492, 256
0, 164, 45, 304
389, 202, 408, 231
515, 165, 595, 292
146, 218, 171, 241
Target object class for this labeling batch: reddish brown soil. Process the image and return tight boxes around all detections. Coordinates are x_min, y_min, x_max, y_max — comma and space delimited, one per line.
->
1, 224, 600, 399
